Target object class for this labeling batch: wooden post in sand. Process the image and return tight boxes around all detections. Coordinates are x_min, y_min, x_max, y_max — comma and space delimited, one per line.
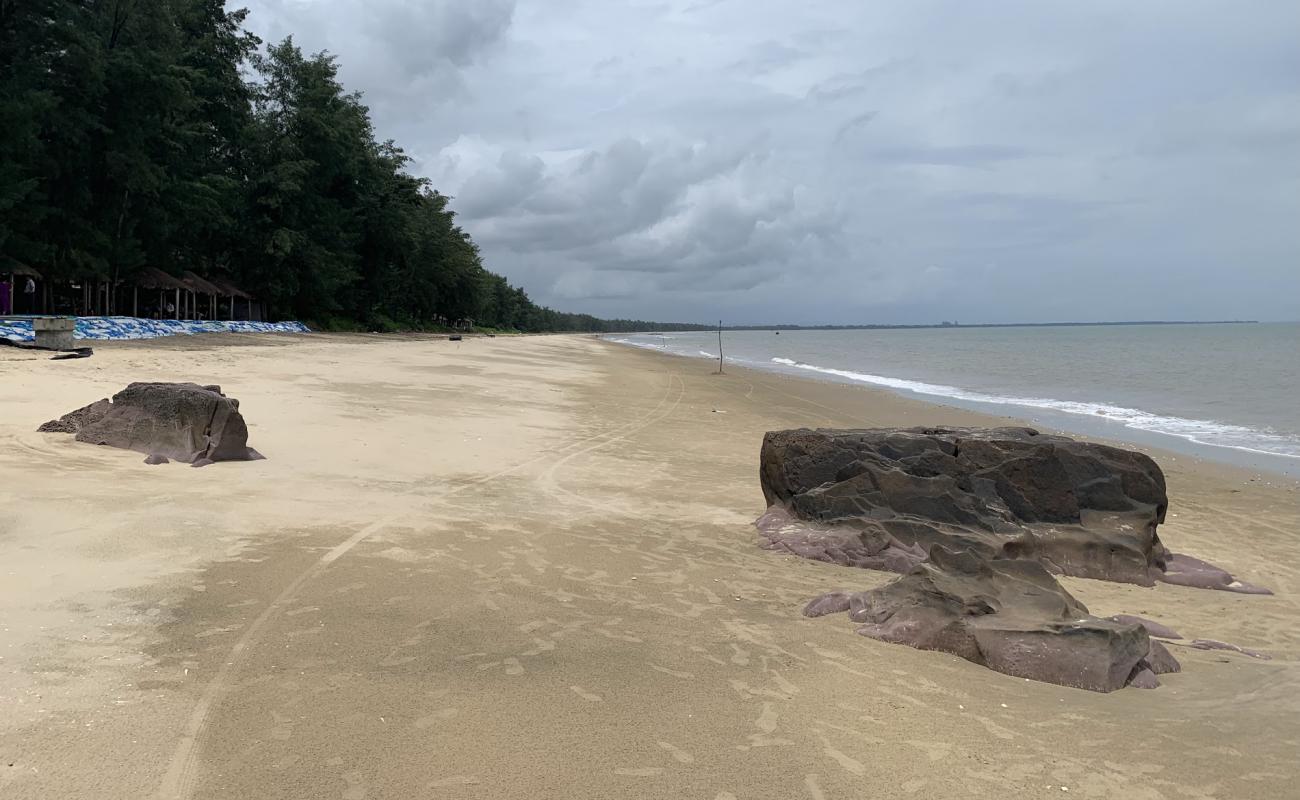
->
717, 320, 724, 374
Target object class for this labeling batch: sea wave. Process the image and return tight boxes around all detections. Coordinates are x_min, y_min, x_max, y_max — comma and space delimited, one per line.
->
769, 357, 1300, 459
606, 337, 665, 351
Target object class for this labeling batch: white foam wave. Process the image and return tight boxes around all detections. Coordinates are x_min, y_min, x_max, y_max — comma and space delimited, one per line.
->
606, 336, 668, 351
769, 358, 1300, 459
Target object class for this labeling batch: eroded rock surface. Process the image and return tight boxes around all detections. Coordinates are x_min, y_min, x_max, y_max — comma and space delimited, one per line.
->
760, 426, 1266, 593
804, 545, 1180, 692
41, 382, 264, 466
763, 426, 1275, 691
37, 399, 111, 433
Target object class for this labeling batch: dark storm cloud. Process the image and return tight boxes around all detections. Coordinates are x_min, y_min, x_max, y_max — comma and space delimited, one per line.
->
237, 0, 1300, 323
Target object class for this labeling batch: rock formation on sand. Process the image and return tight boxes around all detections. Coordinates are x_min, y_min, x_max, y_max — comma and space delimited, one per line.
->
759, 426, 1268, 593
36, 399, 112, 434
804, 546, 1181, 692
40, 382, 264, 466
760, 426, 1272, 690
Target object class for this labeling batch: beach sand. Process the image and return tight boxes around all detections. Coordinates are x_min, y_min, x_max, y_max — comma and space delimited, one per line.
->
1, 334, 1297, 799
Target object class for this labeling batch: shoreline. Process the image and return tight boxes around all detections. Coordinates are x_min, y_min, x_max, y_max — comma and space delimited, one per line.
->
598, 337, 1300, 494
603, 334, 1300, 480
2, 333, 1296, 799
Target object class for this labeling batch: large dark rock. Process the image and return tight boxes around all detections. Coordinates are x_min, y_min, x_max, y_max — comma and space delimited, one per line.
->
764, 426, 1275, 690
40, 382, 264, 466
804, 545, 1178, 692
760, 426, 1266, 593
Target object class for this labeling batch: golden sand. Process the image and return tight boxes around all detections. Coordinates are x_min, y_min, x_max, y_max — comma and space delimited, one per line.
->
1, 334, 1296, 798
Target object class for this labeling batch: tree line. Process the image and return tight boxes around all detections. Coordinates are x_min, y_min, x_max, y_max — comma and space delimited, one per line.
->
0, 1, 709, 333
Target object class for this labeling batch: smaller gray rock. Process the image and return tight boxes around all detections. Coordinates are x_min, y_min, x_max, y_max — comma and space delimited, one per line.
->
1127, 667, 1160, 689
1145, 640, 1181, 674
819, 544, 1154, 692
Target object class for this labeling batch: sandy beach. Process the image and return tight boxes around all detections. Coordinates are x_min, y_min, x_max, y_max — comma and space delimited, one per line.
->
1, 334, 1297, 799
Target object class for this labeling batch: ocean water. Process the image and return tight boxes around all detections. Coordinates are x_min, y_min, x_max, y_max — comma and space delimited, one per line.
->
608, 323, 1300, 477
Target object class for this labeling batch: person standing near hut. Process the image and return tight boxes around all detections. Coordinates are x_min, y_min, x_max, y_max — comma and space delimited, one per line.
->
23, 276, 36, 313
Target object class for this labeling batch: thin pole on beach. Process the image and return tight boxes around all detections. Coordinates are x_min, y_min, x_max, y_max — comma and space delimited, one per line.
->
717, 320, 724, 374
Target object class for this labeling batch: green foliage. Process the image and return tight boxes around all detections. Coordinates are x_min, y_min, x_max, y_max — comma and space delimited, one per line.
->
0, 1, 706, 332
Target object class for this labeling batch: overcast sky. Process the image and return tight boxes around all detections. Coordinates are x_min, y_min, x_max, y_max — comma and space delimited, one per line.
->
237, 1, 1300, 324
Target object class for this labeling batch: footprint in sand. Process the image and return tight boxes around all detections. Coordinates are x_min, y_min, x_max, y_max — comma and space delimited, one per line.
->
657, 741, 695, 764
414, 708, 459, 729
503, 657, 524, 675
746, 702, 794, 748
817, 735, 865, 776
570, 685, 603, 702
768, 670, 800, 696
341, 770, 368, 799
520, 638, 556, 656
269, 711, 294, 741
649, 664, 694, 679
426, 776, 480, 788
903, 738, 952, 762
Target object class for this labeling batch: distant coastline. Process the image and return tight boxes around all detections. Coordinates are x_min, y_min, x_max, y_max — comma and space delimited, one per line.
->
633, 320, 1259, 333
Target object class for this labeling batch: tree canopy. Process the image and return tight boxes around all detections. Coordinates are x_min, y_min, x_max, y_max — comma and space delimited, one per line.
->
0, 0, 708, 333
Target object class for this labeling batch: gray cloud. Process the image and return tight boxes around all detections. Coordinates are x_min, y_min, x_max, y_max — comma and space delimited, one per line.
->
238, 0, 1300, 323
859, 144, 1041, 167
365, 0, 513, 71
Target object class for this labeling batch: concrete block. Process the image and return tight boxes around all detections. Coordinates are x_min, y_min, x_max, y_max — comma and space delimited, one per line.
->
33, 317, 77, 350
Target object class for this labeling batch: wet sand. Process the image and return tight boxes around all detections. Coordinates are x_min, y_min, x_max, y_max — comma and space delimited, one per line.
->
1, 334, 1297, 799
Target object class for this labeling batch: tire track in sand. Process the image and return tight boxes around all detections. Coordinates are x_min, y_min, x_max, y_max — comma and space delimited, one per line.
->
534, 372, 685, 513
157, 370, 680, 799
